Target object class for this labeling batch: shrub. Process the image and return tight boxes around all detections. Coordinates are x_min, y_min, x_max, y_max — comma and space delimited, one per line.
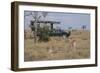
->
38, 25, 50, 42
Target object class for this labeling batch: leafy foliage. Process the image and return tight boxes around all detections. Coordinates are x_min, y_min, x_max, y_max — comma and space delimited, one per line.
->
38, 25, 50, 42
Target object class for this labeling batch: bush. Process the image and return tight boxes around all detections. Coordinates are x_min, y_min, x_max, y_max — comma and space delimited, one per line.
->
38, 25, 50, 42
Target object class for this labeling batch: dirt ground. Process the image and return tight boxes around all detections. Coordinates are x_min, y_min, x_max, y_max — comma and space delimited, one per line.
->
24, 30, 90, 61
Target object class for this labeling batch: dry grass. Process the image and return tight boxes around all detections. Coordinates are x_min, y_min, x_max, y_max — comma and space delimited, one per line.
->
24, 30, 90, 61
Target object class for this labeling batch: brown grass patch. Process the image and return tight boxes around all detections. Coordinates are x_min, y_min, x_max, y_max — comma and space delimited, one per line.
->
24, 30, 90, 61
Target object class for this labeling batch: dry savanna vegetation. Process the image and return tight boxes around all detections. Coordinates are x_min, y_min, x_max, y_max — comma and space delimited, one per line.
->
24, 29, 90, 61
